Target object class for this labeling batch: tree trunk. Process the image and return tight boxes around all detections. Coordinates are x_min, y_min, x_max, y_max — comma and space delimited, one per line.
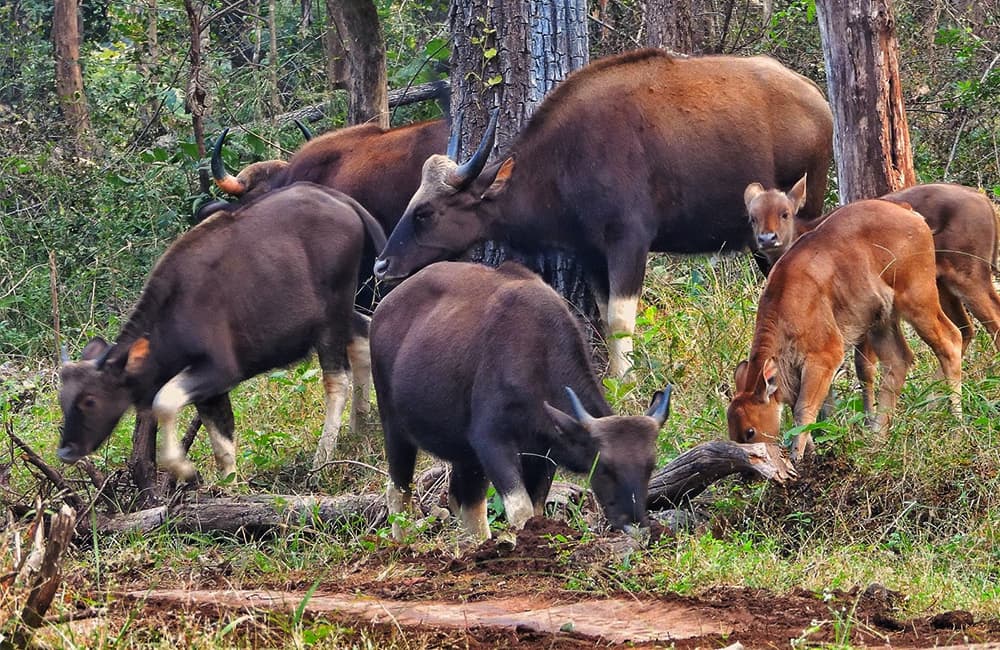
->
323, 7, 348, 91
52, 0, 95, 156
327, 0, 388, 127
184, 0, 211, 197
816, 0, 915, 203
449, 0, 600, 362
644, 0, 695, 52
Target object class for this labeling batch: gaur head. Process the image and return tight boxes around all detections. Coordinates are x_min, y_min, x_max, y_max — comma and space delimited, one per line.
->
57, 337, 150, 464
543, 385, 671, 531
744, 173, 808, 257
726, 358, 782, 444
211, 127, 289, 198
374, 109, 507, 283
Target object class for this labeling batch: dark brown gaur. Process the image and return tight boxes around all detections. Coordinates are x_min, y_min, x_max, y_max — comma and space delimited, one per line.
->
745, 181, 1000, 358
370, 261, 671, 540
374, 49, 833, 378
728, 199, 963, 463
210, 118, 448, 235
57, 183, 386, 478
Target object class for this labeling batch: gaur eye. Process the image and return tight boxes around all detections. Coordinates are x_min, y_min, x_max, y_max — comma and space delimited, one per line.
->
413, 207, 432, 223
745, 427, 756, 441
81, 396, 97, 410
780, 211, 790, 220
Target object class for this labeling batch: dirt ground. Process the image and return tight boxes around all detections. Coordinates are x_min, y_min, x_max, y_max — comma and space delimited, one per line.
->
59, 517, 1000, 649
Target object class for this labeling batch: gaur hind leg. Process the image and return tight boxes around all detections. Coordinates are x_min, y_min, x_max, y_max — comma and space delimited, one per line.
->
939, 268, 1000, 353
898, 288, 964, 418
385, 431, 418, 542
937, 279, 975, 355
521, 453, 558, 517
313, 315, 354, 470
347, 311, 372, 434
195, 393, 237, 479
867, 320, 915, 432
853, 338, 878, 428
448, 462, 491, 540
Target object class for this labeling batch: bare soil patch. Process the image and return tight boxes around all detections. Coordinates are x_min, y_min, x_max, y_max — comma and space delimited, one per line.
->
76, 517, 1000, 648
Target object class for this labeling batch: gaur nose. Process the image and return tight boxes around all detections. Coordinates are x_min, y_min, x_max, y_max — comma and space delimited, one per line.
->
373, 258, 389, 279
757, 232, 779, 248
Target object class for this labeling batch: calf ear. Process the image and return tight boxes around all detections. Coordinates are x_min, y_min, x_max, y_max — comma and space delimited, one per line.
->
482, 157, 515, 200
125, 337, 151, 376
544, 402, 588, 438
788, 174, 808, 213
744, 183, 765, 212
760, 357, 779, 400
543, 402, 595, 469
733, 361, 750, 391
81, 337, 110, 362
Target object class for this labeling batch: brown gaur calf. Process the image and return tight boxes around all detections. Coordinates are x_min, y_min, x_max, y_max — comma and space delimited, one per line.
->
370, 261, 671, 540
745, 180, 1000, 354
728, 199, 963, 462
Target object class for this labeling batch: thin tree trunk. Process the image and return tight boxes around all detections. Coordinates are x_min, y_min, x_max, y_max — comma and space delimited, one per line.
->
327, 0, 388, 127
323, 6, 348, 91
184, 0, 211, 196
816, 0, 915, 203
52, 0, 95, 156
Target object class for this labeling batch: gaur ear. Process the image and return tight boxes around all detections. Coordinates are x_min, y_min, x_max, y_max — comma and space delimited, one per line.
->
80, 337, 110, 362
759, 357, 779, 401
744, 183, 765, 211
733, 360, 750, 392
543, 401, 595, 467
543, 401, 589, 437
124, 337, 151, 376
788, 174, 808, 213
482, 157, 515, 200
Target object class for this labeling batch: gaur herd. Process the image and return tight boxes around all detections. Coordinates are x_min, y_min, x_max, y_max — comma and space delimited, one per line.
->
57, 48, 999, 541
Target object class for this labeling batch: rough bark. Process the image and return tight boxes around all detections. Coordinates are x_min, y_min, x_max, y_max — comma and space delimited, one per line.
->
184, 0, 211, 195
644, 0, 695, 52
52, 0, 95, 155
449, 0, 599, 357
816, 0, 915, 203
323, 8, 348, 91
327, 0, 388, 127
94, 441, 794, 536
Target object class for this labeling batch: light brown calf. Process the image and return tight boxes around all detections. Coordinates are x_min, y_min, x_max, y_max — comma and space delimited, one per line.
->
728, 199, 963, 462
745, 180, 1000, 354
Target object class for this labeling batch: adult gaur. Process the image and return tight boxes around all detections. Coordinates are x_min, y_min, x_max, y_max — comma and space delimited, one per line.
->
57, 183, 386, 478
374, 49, 833, 377
370, 260, 671, 541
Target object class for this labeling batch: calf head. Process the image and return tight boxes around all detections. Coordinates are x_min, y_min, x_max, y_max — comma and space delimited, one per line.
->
727, 358, 782, 444
57, 337, 151, 463
543, 386, 671, 531
374, 110, 507, 283
744, 174, 808, 260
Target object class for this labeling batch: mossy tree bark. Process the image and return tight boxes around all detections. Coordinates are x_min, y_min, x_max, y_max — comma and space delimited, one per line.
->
52, 0, 96, 156
327, 0, 388, 128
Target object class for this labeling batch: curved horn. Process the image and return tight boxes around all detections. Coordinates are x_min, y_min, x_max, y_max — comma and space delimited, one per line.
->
448, 107, 500, 188
645, 385, 672, 427
446, 109, 464, 161
94, 344, 114, 371
293, 118, 313, 141
564, 386, 596, 425
211, 128, 247, 196
60, 345, 70, 365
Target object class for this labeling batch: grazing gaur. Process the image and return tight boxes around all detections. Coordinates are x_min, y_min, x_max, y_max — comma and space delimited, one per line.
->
727, 199, 963, 463
211, 118, 448, 234
745, 180, 1000, 354
373, 49, 833, 378
57, 183, 386, 478
370, 261, 671, 540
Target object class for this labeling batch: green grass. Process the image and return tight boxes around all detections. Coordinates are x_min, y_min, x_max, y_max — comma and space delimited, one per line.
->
4, 251, 1000, 647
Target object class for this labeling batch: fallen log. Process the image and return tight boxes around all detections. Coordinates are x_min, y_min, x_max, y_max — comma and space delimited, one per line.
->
647, 440, 796, 509
272, 80, 450, 127
93, 441, 793, 536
